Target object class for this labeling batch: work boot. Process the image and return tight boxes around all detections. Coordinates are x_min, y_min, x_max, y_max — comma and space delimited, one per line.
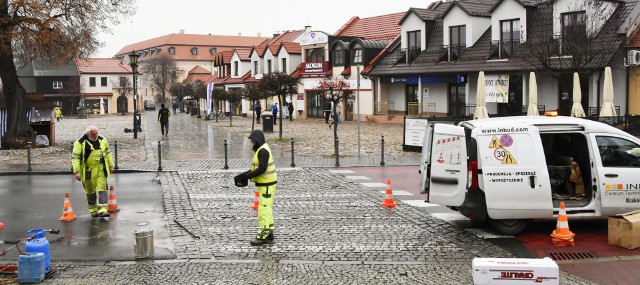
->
98, 212, 111, 218
250, 238, 273, 246
266, 232, 274, 241
90, 212, 99, 218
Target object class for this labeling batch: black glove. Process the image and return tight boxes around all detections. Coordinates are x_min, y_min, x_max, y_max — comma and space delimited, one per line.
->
234, 172, 250, 187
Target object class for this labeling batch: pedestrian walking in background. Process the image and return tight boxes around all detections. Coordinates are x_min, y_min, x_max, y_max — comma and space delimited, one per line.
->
158, 103, 171, 137
329, 102, 342, 129
324, 100, 332, 124
172, 101, 178, 114
54, 107, 62, 122
255, 101, 262, 123
272, 103, 278, 125
71, 125, 114, 218
288, 101, 294, 121
234, 130, 277, 246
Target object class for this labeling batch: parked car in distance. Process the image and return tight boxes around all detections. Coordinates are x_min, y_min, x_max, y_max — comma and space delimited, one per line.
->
144, 99, 156, 111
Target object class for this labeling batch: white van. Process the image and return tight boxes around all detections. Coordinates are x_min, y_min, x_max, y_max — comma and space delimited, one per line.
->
420, 116, 640, 235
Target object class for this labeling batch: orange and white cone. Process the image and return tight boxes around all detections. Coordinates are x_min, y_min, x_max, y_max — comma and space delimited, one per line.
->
107, 185, 120, 213
382, 179, 398, 208
251, 191, 260, 209
58, 192, 77, 222
551, 201, 575, 246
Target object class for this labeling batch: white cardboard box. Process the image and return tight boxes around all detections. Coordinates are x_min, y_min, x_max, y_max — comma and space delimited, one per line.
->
472, 257, 559, 285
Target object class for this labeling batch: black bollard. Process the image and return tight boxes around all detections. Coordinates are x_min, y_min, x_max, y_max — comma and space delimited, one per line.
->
157, 141, 162, 171
290, 138, 296, 167
380, 135, 386, 166
114, 141, 119, 170
335, 137, 340, 167
27, 142, 32, 172
223, 139, 229, 170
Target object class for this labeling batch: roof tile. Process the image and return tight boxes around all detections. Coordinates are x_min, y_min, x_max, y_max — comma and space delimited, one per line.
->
75, 58, 131, 74
335, 12, 405, 41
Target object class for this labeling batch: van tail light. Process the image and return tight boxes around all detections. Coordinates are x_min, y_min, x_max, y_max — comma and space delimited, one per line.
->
467, 160, 479, 190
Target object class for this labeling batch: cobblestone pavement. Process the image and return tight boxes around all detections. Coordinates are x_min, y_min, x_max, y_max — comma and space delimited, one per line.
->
34, 168, 593, 284
0, 111, 418, 173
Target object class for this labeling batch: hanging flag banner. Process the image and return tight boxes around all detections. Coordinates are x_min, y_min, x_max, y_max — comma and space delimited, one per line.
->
484, 74, 510, 103
206, 82, 214, 115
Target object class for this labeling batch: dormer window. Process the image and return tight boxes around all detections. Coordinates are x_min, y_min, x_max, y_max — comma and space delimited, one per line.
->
254, 61, 259, 75
352, 44, 363, 65
491, 19, 521, 59
407, 30, 421, 63
191, 47, 198, 55
440, 25, 466, 62
305, 48, 324, 63
210, 48, 217, 55
333, 45, 345, 66
168, 47, 175, 55
234, 61, 238, 76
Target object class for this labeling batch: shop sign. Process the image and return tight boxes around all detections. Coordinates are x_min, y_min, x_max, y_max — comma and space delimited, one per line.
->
299, 32, 328, 45
301, 61, 328, 78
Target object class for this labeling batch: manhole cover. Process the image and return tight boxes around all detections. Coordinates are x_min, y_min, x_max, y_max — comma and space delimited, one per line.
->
546, 251, 596, 261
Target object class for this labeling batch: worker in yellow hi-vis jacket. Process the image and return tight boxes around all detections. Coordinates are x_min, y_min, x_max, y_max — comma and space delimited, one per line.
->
72, 125, 114, 218
235, 130, 277, 246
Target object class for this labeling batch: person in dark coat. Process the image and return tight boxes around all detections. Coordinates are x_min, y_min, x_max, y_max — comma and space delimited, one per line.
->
255, 101, 262, 123
157, 103, 171, 136
288, 101, 294, 121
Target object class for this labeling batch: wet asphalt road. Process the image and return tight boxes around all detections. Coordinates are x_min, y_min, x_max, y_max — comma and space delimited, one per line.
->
0, 173, 174, 262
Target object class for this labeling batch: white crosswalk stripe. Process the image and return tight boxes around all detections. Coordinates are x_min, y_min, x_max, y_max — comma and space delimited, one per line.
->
328, 170, 356, 174
361, 182, 388, 188
400, 200, 438, 207
345, 175, 371, 180
379, 190, 413, 196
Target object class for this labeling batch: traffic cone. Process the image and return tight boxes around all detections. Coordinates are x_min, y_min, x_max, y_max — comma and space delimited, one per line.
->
251, 191, 260, 209
382, 179, 398, 208
107, 185, 120, 213
550, 201, 575, 246
59, 192, 77, 222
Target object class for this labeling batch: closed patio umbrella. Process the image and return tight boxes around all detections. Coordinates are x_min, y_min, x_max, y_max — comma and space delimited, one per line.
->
527, 72, 538, 116
473, 71, 489, 119
599, 66, 616, 117
99, 98, 105, 114
570, 72, 585, 117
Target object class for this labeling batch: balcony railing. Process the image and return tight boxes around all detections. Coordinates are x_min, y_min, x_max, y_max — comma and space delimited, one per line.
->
374, 101, 395, 115
489, 39, 521, 59
439, 44, 466, 62
395, 48, 422, 64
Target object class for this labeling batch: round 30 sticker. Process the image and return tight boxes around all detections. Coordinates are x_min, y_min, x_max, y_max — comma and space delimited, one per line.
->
494, 148, 507, 161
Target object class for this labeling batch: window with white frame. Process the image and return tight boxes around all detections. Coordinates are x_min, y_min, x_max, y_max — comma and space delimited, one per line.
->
267, 59, 272, 73
234, 61, 239, 76
169, 47, 175, 55
254, 61, 259, 74
191, 47, 198, 55
449, 25, 466, 60
561, 11, 586, 55
53, 81, 63, 89
210, 48, 217, 55
352, 44, 363, 64
101, 77, 107, 87
89, 77, 96, 87
305, 48, 324, 63
500, 19, 520, 58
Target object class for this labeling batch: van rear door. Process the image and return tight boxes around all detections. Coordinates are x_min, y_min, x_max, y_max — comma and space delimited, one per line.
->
473, 125, 553, 219
427, 124, 467, 206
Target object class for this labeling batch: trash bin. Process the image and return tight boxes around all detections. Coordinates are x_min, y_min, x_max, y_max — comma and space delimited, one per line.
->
191, 107, 197, 116
134, 228, 154, 259
262, 113, 273, 132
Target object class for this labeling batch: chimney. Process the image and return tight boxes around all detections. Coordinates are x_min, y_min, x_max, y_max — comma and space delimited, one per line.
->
179, 29, 185, 34
257, 32, 262, 37
238, 33, 242, 36
304, 25, 312, 34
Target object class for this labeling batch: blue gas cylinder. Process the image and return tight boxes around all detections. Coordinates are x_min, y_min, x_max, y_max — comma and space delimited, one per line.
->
25, 228, 50, 274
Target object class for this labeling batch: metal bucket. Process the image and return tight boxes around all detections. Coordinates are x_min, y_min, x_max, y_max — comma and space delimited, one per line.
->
134, 229, 154, 259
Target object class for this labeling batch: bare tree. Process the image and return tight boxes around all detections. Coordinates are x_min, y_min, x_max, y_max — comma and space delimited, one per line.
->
220, 88, 242, 127
316, 77, 354, 151
0, 0, 134, 149
112, 76, 132, 115
241, 85, 267, 131
64, 77, 83, 116
191, 80, 206, 119
519, 0, 622, 81
141, 54, 181, 104
257, 72, 299, 139
211, 87, 226, 122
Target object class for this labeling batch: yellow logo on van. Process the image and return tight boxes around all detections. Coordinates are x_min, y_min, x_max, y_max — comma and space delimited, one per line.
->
489, 135, 503, 148
502, 151, 517, 164
605, 184, 624, 190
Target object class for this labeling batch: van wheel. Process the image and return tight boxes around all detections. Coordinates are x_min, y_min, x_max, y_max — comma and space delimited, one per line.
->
488, 219, 529, 235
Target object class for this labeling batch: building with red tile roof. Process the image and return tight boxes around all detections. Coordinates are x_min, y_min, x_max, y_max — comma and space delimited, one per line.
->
75, 58, 135, 114
114, 32, 268, 104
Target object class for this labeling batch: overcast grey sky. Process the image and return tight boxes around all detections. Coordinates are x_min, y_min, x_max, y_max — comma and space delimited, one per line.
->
96, 0, 434, 57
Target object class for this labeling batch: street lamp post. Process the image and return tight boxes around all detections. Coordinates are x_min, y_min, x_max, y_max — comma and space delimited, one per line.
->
129, 50, 139, 139
357, 65, 361, 158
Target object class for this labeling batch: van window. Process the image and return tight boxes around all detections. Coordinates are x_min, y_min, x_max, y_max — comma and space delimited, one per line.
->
596, 136, 640, 167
